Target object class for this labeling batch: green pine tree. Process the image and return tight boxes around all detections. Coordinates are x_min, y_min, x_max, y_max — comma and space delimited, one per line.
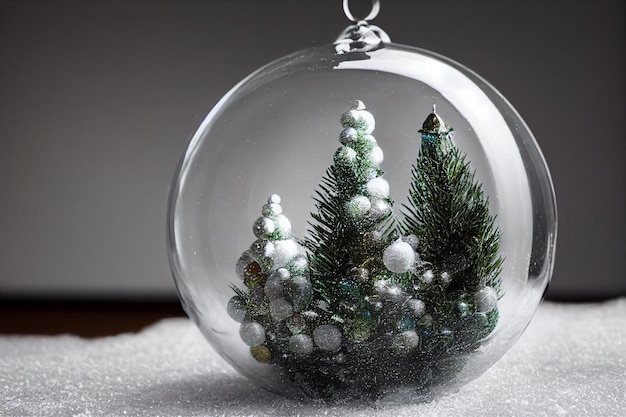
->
302, 100, 395, 316
401, 108, 503, 352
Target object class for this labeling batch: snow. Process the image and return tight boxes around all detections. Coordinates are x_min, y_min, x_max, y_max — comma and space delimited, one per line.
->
2, 299, 625, 416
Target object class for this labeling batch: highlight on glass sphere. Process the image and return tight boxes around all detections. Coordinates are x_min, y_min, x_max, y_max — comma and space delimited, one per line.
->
168, 1, 556, 404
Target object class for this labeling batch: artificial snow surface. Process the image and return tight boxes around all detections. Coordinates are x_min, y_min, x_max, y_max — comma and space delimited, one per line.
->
2, 299, 625, 417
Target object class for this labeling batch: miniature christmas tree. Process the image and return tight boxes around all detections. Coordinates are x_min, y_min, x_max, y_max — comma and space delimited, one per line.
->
401, 108, 503, 355
229, 195, 311, 364
303, 99, 396, 327
228, 102, 503, 401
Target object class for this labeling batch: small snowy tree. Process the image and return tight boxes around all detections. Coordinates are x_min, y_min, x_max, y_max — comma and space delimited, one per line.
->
303, 99, 396, 320
229, 195, 311, 363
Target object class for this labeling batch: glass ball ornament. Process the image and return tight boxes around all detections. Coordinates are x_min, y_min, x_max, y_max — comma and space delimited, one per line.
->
168, 1, 556, 403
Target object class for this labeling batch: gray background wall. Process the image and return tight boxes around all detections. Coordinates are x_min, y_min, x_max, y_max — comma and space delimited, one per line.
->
0, 0, 624, 301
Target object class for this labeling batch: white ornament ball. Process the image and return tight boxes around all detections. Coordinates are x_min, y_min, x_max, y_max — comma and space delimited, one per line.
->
274, 214, 292, 238
383, 240, 416, 273
262, 202, 282, 216
475, 286, 499, 312
370, 199, 391, 220
313, 324, 343, 352
252, 216, 275, 238
339, 127, 358, 145
403, 330, 420, 348
289, 333, 314, 357
269, 298, 294, 321
239, 321, 266, 347
268, 194, 281, 204
397, 330, 420, 350
334, 146, 357, 165
366, 177, 390, 198
369, 146, 384, 165
271, 239, 299, 267
227, 296, 247, 323
406, 298, 426, 318
345, 195, 371, 219
341, 104, 376, 134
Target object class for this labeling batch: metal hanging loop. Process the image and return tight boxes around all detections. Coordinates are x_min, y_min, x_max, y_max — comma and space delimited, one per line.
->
343, 0, 381, 23
336, 0, 389, 54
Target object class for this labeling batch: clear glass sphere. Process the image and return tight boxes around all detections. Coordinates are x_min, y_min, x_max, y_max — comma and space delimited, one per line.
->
168, 36, 557, 402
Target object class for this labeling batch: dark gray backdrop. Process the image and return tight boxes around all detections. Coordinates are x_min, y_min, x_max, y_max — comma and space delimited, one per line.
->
0, 0, 624, 300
